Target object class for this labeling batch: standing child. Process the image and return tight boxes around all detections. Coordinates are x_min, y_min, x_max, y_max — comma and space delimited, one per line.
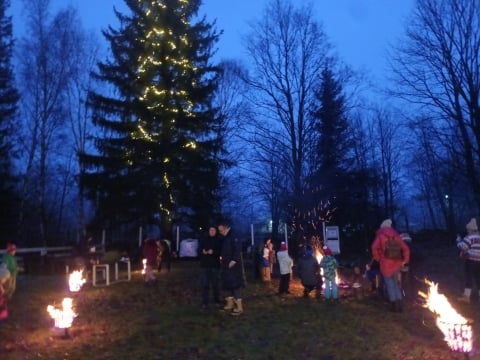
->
276, 242, 293, 295
260, 238, 272, 282
0, 264, 10, 321
2, 243, 18, 299
319, 247, 339, 302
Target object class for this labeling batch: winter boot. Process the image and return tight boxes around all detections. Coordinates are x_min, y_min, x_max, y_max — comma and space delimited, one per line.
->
457, 288, 471, 303
223, 296, 235, 311
231, 298, 243, 316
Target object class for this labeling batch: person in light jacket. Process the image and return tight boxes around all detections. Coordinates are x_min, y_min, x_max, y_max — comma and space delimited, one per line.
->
456, 217, 480, 303
276, 242, 293, 295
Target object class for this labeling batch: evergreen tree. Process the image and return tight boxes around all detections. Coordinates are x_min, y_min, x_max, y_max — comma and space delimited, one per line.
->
82, 0, 224, 237
0, 0, 19, 239
312, 67, 351, 183
302, 66, 353, 233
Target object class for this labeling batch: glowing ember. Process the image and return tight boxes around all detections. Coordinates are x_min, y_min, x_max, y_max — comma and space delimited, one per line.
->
47, 297, 77, 329
419, 279, 473, 353
69, 269, 86, 292
141, 258, 147, 275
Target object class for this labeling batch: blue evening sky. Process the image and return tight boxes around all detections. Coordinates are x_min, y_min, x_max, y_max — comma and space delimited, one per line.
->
10, 0, 414, 85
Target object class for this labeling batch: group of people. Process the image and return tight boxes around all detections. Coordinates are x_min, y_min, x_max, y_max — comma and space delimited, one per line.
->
0, 242, 19, 321
290, 218, 411, 312
198, 221, 244, 315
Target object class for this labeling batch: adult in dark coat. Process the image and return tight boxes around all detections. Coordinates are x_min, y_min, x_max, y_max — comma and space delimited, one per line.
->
218, 220, 244, 315
297, 246, 320, 298
199, 226, 222, 307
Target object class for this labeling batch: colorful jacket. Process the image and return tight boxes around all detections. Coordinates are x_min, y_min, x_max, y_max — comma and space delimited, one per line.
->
371, 227, 410, 277
320, 255, 338, 281
2, 253, 17, 277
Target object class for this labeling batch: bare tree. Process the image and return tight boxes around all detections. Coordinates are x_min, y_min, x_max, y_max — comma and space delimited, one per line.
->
243, 0, 332, 232
389, 0, 480, 213
65, 29, 101, 242
16, 0, 91, 244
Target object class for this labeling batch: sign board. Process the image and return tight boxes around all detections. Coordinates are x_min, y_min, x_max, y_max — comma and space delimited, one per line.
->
324, 226, 340, 254
179, 239, 199, 257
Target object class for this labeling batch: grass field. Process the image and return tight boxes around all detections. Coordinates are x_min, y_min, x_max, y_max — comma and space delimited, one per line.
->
1, 243, 479, 360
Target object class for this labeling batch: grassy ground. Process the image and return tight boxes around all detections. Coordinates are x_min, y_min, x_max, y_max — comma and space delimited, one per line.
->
1, 243, 479, 360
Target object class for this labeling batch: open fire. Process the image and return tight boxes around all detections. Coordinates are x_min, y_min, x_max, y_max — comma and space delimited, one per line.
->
141, 258, 147, 275
47, 297, 77, 331
419, 279, 473, 354
68, 269, 86, 292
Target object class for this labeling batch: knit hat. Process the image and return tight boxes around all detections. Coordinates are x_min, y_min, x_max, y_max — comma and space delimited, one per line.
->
279, 242, 287, 251
380, 219, 392, 228
466, 218, 478, 232
0, 264, 10, 283
6, 243, 16, 253
323, 247, 332, 256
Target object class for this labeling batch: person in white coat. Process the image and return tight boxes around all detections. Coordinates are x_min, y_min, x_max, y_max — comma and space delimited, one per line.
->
276, 242, 293, 295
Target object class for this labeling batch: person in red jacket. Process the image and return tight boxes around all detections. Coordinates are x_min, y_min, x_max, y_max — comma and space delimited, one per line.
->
371, 219, 410, 312
142, 238, 159, 285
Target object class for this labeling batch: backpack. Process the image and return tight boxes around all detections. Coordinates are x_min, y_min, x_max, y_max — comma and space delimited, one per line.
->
383, 237, 403, 259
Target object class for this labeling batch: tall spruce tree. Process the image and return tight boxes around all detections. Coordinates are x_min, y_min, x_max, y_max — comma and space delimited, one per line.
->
82, 0, 223, 237
0, 0, 19, 239
305, 66, 353, 230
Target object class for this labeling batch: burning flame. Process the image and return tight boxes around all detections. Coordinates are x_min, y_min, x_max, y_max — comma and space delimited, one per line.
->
69, 269, 86, 292
47, 297, 77, 329
419, 279, 473, 353
141, 258, 147, 275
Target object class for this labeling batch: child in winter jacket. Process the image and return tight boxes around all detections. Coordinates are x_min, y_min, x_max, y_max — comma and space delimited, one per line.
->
2, 243, 18, 299
0, 263, 10, 320
276, 242, 293, 294
319, 247, 338, 301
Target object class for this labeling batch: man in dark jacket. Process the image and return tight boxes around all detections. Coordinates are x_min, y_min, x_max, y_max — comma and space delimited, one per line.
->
199, 226, 222, 308
218, 220, 244, 315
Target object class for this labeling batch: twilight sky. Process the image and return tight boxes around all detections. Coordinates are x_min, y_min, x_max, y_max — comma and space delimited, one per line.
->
10, 0, 414, 86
